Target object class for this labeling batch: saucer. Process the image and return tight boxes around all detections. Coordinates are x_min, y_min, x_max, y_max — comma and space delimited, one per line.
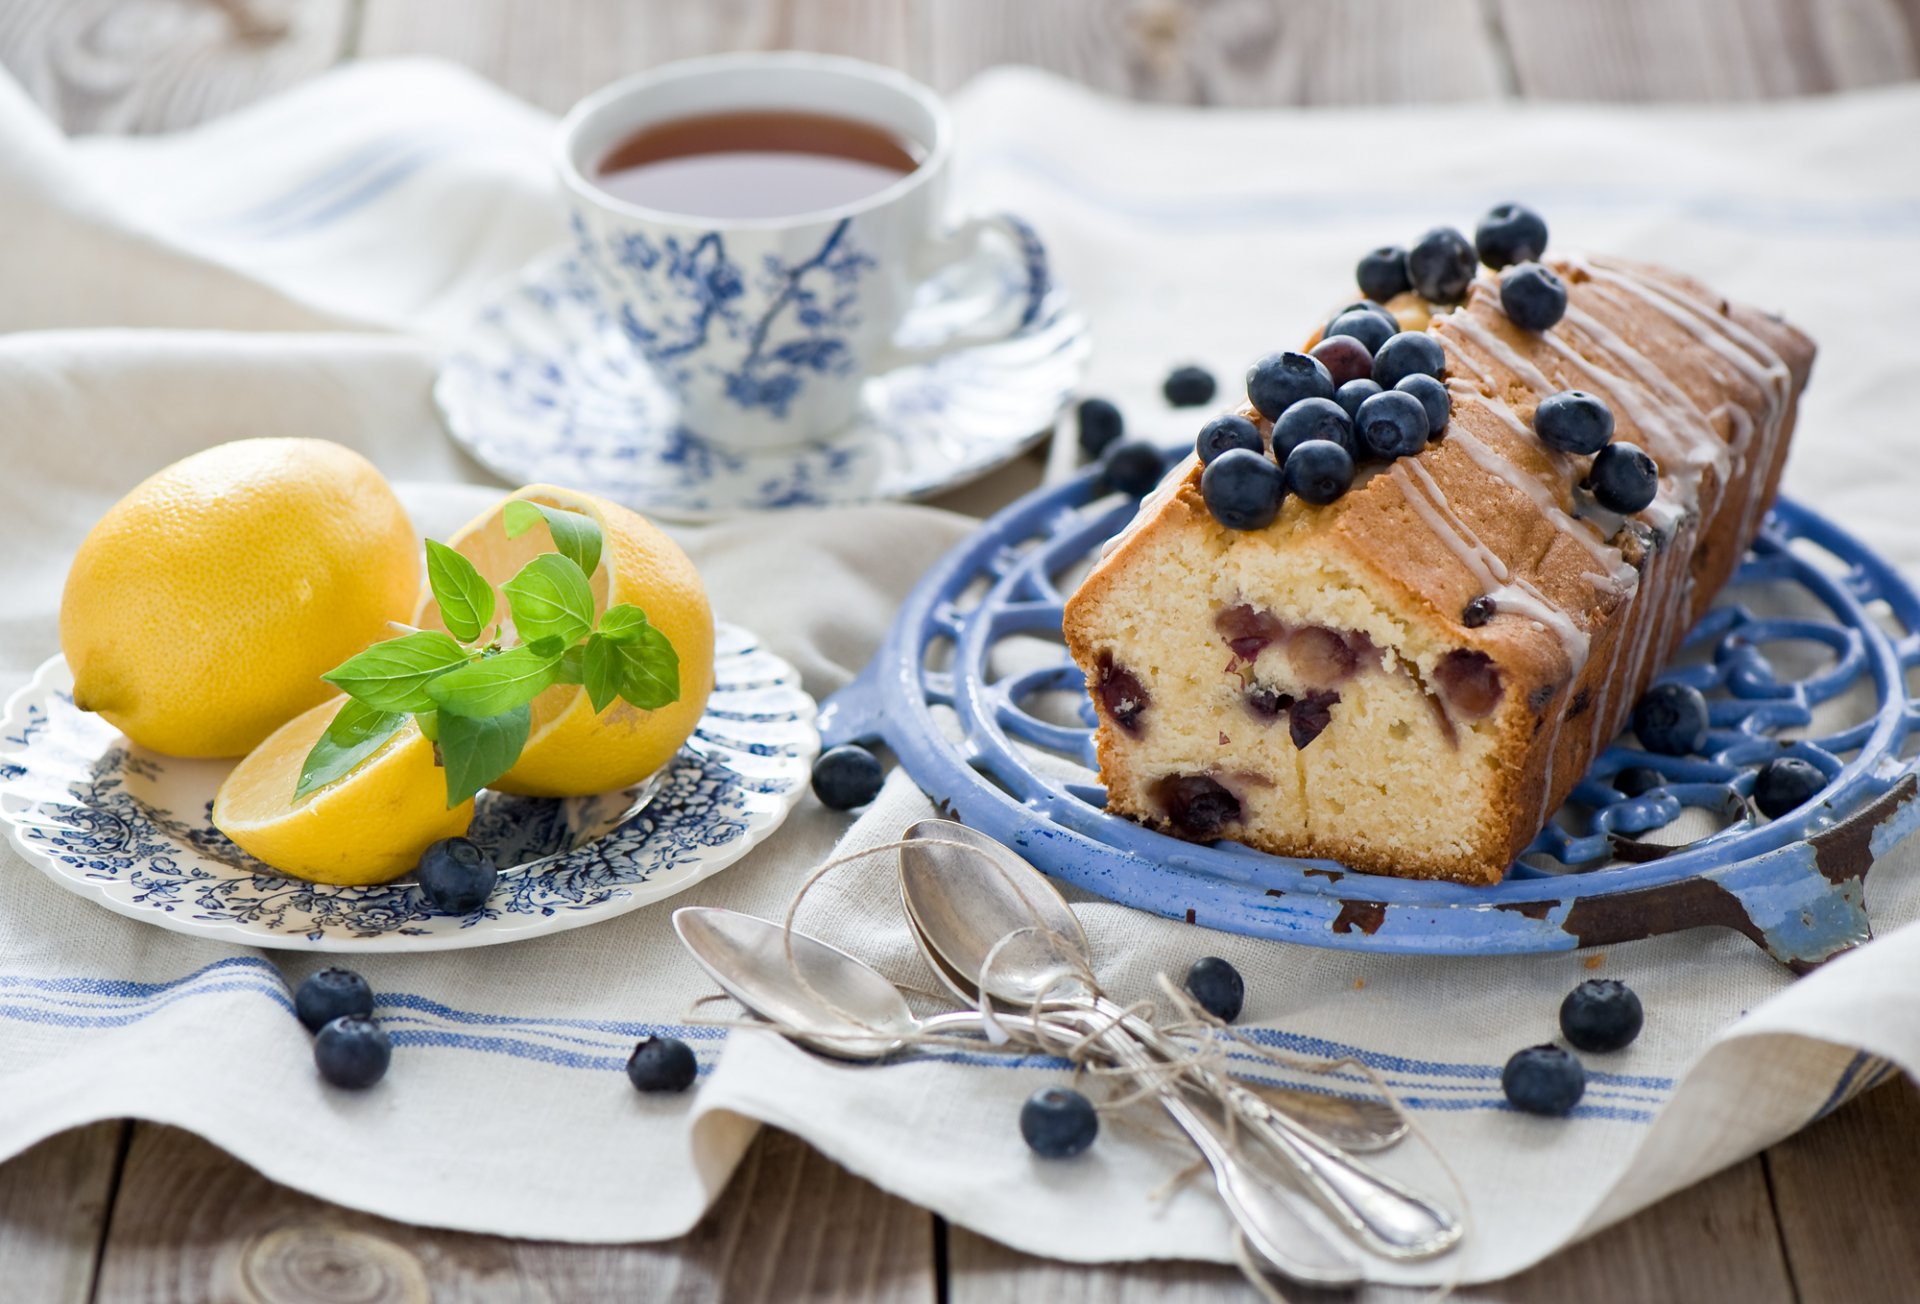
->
434, 244, 1089, 519
0, 623, 817, 952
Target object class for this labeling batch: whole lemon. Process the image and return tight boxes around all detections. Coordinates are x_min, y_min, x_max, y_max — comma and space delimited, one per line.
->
416, 485, 714, 797
60, 439, 421, 758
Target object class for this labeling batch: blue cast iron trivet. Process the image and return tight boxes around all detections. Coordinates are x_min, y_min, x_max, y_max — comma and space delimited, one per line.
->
819, 467, 1920, 970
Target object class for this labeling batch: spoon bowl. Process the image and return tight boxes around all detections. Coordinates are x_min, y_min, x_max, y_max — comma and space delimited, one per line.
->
673, 906, 923, 1058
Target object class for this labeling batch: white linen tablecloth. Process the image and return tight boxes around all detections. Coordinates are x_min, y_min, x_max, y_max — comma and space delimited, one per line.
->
1, 59, 1917, 1286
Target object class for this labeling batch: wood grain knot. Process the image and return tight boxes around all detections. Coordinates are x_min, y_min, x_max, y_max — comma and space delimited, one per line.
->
235, 1224, 430, 1304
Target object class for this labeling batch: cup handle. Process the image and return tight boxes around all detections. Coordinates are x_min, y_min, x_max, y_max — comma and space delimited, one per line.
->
877, 212, 1052, 369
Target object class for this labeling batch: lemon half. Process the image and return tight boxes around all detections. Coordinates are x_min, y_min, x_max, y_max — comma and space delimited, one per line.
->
212, 696, 474, 886
418, 485, 714, 798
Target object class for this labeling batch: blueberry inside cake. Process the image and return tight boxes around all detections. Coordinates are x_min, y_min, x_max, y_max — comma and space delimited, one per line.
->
1063, 207, 1815, 884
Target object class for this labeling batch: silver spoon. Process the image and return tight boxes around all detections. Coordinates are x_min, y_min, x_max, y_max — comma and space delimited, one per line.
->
672, 906, 1019, 1058
675, 905, 1363, 1287
900, 819, 1462, 1262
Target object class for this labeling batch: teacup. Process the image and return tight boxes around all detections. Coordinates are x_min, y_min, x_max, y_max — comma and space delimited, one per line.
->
557, 53, 1047, 449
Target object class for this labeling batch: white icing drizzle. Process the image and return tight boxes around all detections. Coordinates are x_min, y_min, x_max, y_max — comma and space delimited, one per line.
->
1440, 311, 1558, 396
1444, 388, 1636, 584
1570, 256, 1793, 546
1391, 459, 1592, 668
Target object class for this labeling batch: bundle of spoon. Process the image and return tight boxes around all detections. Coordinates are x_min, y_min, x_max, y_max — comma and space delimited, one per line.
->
672, 818, 1464, 1288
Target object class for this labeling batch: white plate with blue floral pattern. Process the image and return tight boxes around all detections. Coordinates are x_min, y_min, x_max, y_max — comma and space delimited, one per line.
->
0, 623, 816, 952
434, 242, 1089, 519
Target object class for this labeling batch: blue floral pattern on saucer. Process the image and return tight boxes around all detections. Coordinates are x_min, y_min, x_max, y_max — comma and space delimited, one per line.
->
434, 241, 1088, 520
0, 624, 817, 952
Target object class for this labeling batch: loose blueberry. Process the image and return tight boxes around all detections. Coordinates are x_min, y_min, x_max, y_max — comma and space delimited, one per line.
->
295, 967, 374, 1034
417, 836, 498, 915
1407, 226, 1478, 304
1586, 442, 1660, 514
1196, 413, 1264, 465
627, 1036, 698, 1093
1184, 956, 1246, 1022
1560, 979, 1643, 1053
1272, 397, 1356, 461
1534, 390, 1614, 456
1500, 262, 1568, 331
1246, 351, 1335, 420
1201, 448, 1286, 531
1632, 682, 1710, 756
1354, 389, 1429, 461
1020, 1086, 1099, 1158
1356, 245, 1412, 304
1334, 378, 1383, 421
1284, 440, 1356, 506
1371, 331, 1446, 389
1502, 1044, 1585, 1116
1103, 439, 1168, 498
314, 1015, 391, 1090
1322, 309, 1395, 358
1754, 756, 1825, 818
1395, 374, 1451, 439
1613, 766, 1665, 798
1309, 333, 1377, 388
1475, 202, 1550, 270
1462, 595, 1497, 628
1163, 365, 1217, 408
812, 744, 885, 810
1076, 397, 1124, 459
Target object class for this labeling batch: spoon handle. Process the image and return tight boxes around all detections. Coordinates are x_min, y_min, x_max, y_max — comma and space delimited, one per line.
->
1093, 1000, 1461, 1261
1084, 1017, 1362, 1286
1121, 1021, 1408, 1152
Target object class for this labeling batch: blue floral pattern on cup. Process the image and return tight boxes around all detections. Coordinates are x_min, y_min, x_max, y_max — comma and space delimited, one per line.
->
576, 213, 879, 422
0, 624, 818, 952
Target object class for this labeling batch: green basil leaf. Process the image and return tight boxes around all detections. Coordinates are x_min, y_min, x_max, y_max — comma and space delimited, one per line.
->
526, 634, 567, 659
502, 553, 594, 647
423, 539, 494, 644
322, 631, 471, 713
437, 703, 530, 807
294, 698, 406, 800
555, 645, 586, 685
613, 622, 680, 711
426, 645, 561, 718
582, 633, 622, 714
415, 709, 440, 743
595, 604, 651, 643
502, 500, 603, 579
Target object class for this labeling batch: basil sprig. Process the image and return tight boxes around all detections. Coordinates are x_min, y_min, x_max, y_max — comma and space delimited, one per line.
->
299, 504, 681, 807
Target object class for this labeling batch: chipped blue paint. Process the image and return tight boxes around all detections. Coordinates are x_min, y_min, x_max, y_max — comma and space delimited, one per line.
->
820, 466, 1920, 967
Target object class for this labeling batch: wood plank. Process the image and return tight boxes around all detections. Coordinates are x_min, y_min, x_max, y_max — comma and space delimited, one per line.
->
1496, 0, 1920, 100
0, 1122, 127, 1304
354, 0, 912, 116
948, 1155, 1794, 1303
1766, 1073, 1920, 1304
0, 0, 352, 133
91, 1123, 935, 1303
916, 0, 1504, 104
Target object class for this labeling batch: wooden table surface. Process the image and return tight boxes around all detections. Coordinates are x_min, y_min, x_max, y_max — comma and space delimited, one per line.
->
4, 2, 1919, 1300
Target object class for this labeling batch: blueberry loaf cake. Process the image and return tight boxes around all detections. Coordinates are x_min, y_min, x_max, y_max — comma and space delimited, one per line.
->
1063, 206, 1815, 884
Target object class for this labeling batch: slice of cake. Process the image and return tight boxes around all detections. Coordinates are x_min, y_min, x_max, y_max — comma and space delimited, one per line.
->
1064, 209, 1814, 885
